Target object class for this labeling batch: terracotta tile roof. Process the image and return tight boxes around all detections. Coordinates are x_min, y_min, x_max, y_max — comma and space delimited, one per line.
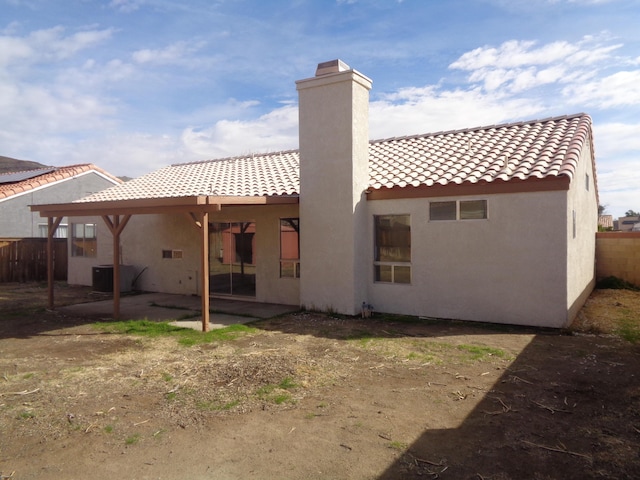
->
78, 150, 300, 202
0, 164, 122, 200
369, 113, 592, 190
78, 113, 592, 203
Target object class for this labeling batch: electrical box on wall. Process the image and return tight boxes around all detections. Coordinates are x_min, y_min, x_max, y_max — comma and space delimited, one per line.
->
162, 249, 183, 259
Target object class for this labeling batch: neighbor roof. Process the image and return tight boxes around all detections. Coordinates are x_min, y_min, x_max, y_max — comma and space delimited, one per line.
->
0, 164, 122, 200
77, 113, 593, 203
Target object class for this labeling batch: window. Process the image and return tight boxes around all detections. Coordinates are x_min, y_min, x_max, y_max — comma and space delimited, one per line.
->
38, 223, 68, 238
374, 214, 411, 284
429, 201, 456, 221
585, 173, 590, 191
71, 223, 97, 257
429, 200, 487, 221
280, 218, 300, 278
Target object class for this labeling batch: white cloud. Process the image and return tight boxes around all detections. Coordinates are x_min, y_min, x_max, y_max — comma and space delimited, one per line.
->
449, 36, 623, 95
594, 122, 640, 157
181, 105, 299, 159
109, 0, 145, 13
369, 87, 542, 139
0, 25, 114, 68
132, 40, 207, 66
563, 70, 640, 108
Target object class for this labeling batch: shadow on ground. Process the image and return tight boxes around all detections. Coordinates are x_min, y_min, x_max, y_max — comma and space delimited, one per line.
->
373, 331, 640, 479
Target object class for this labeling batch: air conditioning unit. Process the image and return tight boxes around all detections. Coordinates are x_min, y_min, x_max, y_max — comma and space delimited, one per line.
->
92, 265, 135, 292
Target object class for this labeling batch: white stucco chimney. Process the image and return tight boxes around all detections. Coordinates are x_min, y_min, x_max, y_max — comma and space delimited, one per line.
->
296, 60, 373, 315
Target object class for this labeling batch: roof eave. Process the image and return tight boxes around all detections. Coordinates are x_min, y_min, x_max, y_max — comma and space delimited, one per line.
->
366, 176, 571, 201
30, 194, 299, 217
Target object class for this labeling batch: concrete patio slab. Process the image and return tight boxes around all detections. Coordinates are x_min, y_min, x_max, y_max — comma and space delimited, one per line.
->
58, 292, 299, 330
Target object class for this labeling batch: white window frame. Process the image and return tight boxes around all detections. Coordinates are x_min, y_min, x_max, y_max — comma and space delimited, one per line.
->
374, 214, 411, 285
429, 199, 488, 221
71, 223, 97, 258
38, 223, 68, 238
280, 218, 300, 278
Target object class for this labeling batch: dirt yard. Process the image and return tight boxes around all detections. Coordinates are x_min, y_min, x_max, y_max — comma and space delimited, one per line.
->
1, 283, 639, 480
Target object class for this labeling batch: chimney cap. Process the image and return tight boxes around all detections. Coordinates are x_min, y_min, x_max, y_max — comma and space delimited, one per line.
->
315, 59, 350, 76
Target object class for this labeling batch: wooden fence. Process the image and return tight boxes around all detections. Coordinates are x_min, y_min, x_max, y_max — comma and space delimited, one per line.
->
0, 238, 67, 282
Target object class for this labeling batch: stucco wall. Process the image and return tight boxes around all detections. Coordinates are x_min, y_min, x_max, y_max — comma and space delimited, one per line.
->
565, 140, 598, 323
0, 172, 119, 238
596, 232, 640, 287
367, 190, 570, 327
67, 215, 113, 286
68, 204, 300, 305
297, 67, 372, 315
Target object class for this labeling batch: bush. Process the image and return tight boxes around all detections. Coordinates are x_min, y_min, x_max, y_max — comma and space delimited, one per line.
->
596, 276, 640, 291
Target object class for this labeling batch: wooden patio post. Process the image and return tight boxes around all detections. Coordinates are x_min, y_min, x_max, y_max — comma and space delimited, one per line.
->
201, 212, 210, 332
102, 214, 132, 320
113, 215, 121, 320
47, 216, 63, 308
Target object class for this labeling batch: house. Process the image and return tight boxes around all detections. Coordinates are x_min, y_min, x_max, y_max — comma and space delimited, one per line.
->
617, 215, 640, 232
598, 214, 613, 230
0, 164, 122, 238
31, 60, 599, 329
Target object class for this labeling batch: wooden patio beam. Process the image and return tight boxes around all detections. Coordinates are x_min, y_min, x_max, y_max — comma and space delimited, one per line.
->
30, 195, 297, 218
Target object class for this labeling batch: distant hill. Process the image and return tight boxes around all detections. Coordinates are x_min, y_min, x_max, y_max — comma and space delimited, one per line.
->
0, 156, 49, 174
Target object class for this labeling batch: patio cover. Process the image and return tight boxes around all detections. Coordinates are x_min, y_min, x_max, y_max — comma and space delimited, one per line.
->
30, 194, 298, 331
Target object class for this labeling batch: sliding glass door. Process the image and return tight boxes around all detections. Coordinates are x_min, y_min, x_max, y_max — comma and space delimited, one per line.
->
209, 222, 256, 297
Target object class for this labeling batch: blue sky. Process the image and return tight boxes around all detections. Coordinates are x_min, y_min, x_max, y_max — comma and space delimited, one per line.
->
1, 0, 639, 218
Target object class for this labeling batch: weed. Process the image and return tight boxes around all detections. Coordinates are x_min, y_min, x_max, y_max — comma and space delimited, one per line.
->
456, 344, 507, 361
104, 425, 114, 434
94, 320, 256, 346
256, 377, 298, 405
161, 372, 173, 382
165, 392, 178, 401
125, 433, 141, 445
278, 377, 297, 390
18, 410, 35, 419
345, 329, 375, 341
388, 441, 408, 451
273, 393, 292, 404
22, 372, 34, 379
256, 384, 275, 396
196, 399, 240, 411
616, 314, 640, 343
597, 276, 640, 291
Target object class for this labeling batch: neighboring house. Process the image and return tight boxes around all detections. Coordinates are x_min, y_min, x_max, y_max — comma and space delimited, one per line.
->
617, 215, 640, 232
0, 164, 122, 239
598, 215, 613, 230
32, 60, 598, 329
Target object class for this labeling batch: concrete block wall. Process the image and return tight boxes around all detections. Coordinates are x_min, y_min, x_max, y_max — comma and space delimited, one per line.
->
596, 232, 640, 287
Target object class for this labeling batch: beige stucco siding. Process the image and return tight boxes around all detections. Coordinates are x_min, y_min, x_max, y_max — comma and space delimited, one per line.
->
298, 69, 372, 315
565, 140, 598, 324
367, 190, 569, 327
66, 215, 113, 286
